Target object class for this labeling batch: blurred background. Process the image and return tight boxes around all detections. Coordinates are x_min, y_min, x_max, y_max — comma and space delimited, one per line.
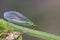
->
0, 0, 60, 40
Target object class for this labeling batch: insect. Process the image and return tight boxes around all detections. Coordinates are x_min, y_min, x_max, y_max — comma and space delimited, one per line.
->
3, 11, 36, 40
4, 11, 36, 27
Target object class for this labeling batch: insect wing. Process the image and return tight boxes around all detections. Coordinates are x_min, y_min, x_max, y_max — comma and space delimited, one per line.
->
4, 11, 35, 26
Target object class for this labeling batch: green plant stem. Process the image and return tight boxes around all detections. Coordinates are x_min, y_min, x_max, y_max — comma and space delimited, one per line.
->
17, 35, 22, 40
0, 19, 60, 40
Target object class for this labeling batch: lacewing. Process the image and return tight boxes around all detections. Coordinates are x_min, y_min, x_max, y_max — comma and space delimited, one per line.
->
4, 11, 36, 27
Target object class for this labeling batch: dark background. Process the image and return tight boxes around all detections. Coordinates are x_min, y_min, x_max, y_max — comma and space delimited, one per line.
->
0, 0, 60, 40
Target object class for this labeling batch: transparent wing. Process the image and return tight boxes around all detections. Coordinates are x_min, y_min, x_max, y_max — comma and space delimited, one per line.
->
4, 11, 36, 26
